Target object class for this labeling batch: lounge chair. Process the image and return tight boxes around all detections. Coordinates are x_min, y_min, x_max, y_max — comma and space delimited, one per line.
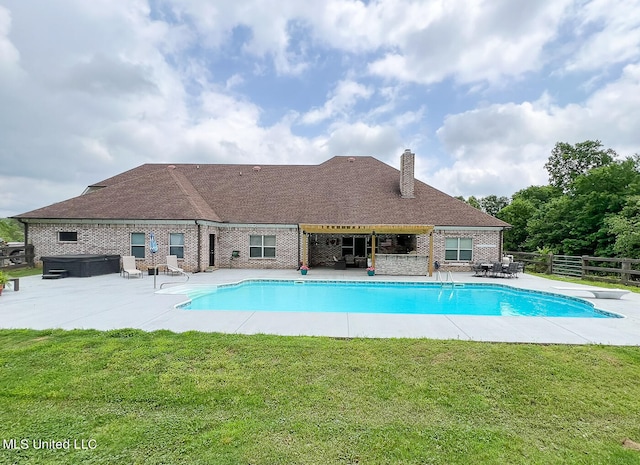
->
121, 255, 142, 279
165, 255, 184, 276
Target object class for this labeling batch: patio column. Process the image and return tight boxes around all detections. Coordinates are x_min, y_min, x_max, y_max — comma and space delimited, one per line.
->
302, 231, 308, 266
371, 232, 376, 268
428, 231, 434, 277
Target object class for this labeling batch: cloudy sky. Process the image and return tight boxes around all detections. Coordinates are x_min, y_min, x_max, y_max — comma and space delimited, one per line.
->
1, 0, 640, 217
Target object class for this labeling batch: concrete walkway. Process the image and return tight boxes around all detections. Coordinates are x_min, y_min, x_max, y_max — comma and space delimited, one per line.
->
1, 268, 639, 345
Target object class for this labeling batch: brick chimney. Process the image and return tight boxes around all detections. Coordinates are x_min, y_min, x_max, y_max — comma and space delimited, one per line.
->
400, 149, 415, 198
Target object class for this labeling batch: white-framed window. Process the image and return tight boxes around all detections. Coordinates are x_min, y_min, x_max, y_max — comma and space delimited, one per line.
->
169, 233, 184, 259
250, 235, 276, 258
131, 233, 145, 259
58, 231, 78, 242
445, 238, 473, 261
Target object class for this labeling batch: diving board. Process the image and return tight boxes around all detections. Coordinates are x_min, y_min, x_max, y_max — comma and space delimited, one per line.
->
552, 287, 630, 300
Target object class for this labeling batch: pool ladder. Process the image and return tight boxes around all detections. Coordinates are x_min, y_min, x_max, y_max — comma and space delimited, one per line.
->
159, 269, 190, 289
436, 271, 463, 287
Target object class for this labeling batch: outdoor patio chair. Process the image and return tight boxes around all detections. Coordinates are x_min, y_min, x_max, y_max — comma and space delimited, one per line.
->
121, 255, 142, 279
471, 263, 485, 276
333, 256, 346, 270
165, 255, 184, 276
502, 262, 519, 278
490, 262, 504, 278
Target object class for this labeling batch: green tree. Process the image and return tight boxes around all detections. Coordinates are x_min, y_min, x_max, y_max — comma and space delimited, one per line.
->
568, 157, 640, 256
511, 185, 562, 205
467, 196, 481, 210
525, 196, 574, 253
498, 198, 536, 251
480, 195, 509, 217
455, 195, 508, 216
0, 218, 24, 242
605, 196, 640, 258
545, 140, 616, 191
498, 186, 561, 251
528, 157, 640, 256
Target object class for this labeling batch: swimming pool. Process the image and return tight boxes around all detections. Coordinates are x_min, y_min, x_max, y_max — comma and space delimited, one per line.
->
179, 280, 620, 318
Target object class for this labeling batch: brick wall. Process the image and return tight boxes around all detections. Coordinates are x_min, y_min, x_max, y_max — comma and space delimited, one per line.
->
26, 222, 502, 274
433, 229, 502, 271
28, 222, 301, 272
216, 226, 300, 269
27, 222, 201, 271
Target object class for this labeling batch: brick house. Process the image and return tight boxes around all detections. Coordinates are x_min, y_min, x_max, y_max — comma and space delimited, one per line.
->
14, 151, 510, 275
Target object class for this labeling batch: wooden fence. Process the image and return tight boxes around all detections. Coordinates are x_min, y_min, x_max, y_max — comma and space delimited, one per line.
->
0, 245, 35, 270
505, 251, 640, 287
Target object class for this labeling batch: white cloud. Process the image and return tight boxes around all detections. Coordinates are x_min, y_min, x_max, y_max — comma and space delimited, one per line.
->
0, 175, 86, 218
566, 0, 640, 72
0, 6, 22, 81
155, 0, 576, 83
318, 122, 404, 161
301, 79, 373, 125
225, 73, 244, 89
368, 0, 573, 85
2, 0, 640, 218
430, 64, 640, 198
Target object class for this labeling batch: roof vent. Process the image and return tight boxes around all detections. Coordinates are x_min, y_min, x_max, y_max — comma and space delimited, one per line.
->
347, 157, 356, 162
253, 166, 261, 171
167, 165, 176, 170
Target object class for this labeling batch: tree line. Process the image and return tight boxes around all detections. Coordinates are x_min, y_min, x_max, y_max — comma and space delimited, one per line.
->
0, 218, 24, 243
458, 140, 640, 259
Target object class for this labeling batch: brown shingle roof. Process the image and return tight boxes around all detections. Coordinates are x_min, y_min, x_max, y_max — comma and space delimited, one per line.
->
15, 156, 509, 228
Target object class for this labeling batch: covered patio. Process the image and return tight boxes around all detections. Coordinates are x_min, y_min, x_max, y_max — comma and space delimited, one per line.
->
299, 224, 435, 276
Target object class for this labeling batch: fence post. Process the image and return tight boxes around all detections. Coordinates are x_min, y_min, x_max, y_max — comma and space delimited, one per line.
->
547, 253, 553, 274
582, 255, 588, 280
621, 259, 631, 285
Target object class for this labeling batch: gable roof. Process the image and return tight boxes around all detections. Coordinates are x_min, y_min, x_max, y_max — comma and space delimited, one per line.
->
15, 156, 509, 228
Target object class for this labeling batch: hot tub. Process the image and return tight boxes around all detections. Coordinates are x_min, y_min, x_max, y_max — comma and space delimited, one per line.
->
41, 254, 121, 277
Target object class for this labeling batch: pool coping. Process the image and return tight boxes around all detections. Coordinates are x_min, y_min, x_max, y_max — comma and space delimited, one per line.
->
1, 269, 639, 345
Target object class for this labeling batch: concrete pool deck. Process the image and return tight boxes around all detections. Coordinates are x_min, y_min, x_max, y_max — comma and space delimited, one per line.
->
1, 268, 639, 345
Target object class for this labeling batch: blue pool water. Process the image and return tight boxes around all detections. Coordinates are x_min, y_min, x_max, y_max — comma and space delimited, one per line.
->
181, 280, 619, 318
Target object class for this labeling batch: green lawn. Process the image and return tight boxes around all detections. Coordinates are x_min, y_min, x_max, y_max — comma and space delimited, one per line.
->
1, 330, 640, 464
1, 267, 42, 279
526, 272, 640, 293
